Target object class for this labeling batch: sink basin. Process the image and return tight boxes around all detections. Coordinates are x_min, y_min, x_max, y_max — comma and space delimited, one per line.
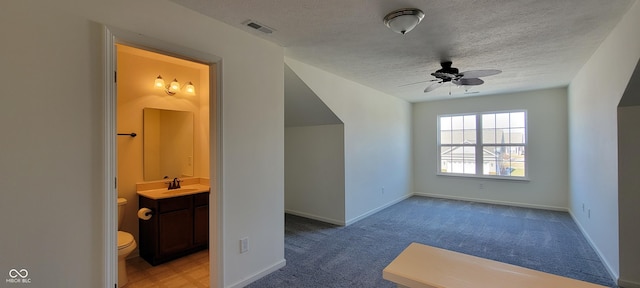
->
137, 184, 210, 200
163, 188, 198, 195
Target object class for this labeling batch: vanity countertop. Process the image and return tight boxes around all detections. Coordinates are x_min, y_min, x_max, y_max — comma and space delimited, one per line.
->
137, 184, 210, 200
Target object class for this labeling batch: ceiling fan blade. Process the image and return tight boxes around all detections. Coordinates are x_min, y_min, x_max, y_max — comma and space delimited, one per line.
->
460, 69, 501, 79
398, 79, 438, 87
424, 81, 443, 93
453, 78, 484, 86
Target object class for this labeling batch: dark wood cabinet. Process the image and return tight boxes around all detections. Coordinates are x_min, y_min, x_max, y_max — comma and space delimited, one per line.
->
158, 209, 192, 256
139, 192, 209, 266
193, 192, 209, 246
193, 206, 209, 246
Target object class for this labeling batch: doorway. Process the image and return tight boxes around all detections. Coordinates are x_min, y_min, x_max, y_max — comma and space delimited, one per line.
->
104, 26, 222, 287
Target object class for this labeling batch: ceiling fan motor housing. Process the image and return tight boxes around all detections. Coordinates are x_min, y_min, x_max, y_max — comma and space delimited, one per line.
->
424, 61, 501, 93
432, 61, 460, 82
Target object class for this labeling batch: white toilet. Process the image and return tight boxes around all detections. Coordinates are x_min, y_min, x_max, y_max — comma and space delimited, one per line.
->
117, 198, 137, 287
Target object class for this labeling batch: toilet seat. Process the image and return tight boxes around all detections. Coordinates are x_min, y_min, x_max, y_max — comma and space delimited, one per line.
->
118, 231, 135, 250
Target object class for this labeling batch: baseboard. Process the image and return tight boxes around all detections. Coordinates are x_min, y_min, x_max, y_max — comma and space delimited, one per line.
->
413, 192, 568, 212
345, 193, 413, 226
226, 259, 286, 288
619, 279, 640, 288
568, 210, 620, 284
284, 209, 345, 226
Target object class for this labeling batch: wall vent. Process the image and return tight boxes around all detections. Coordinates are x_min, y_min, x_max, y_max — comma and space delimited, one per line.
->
242, 20, 275, 34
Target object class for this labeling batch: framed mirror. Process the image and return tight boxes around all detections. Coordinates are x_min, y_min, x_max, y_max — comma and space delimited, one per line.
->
143, 108, 194, 181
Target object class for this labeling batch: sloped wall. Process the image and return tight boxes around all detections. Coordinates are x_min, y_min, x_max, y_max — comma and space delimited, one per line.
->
285, 57, 412, 224
284, 64, 346, 224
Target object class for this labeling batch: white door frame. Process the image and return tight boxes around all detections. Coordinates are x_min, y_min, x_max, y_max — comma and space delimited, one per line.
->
102, 25, 224, 288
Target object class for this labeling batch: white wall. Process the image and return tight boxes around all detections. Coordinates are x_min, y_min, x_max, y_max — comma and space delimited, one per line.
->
413, 88, 569, 210
0, 1, 284, 287
285, 58, 412, 224
568, 1, 640, 283
285, 124, 345, 224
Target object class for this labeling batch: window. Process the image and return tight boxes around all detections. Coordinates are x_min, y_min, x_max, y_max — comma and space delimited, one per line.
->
438, 111, 527, 179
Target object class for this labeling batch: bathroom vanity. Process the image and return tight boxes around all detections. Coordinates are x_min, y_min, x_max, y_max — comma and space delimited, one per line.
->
138, 184, 209, 266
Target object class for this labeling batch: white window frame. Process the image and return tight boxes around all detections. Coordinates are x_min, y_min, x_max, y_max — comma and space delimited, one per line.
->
437, 110, 529, 180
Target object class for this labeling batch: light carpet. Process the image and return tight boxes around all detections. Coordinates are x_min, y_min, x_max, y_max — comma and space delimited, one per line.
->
247, 196, 615, 287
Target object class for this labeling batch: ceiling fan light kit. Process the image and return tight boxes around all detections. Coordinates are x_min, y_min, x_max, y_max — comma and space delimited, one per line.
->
383, 8, 425, 35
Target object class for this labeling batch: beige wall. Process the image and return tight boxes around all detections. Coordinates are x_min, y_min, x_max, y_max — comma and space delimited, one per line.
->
116, 44, 210, 250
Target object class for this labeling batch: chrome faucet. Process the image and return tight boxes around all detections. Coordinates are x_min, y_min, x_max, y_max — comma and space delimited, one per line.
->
166, 177, 181, 190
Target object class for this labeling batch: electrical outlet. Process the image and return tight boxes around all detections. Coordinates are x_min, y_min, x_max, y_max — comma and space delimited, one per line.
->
478, 183, 484, 190
240, 237, 249, 254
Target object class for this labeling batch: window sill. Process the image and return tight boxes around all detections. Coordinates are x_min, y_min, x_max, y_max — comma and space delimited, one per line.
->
436, 173, 530, 182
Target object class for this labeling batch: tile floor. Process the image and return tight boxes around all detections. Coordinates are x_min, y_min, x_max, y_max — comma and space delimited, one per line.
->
124, 250, 209, 288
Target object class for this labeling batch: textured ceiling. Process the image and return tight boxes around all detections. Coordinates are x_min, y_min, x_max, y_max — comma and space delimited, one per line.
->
172, 0, 634, 102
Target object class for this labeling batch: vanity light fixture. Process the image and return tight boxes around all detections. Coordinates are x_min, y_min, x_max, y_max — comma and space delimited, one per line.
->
154, 75, 196, 96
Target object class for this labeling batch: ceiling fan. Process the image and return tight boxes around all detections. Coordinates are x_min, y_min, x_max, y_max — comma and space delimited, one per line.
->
423, 61, 501, 93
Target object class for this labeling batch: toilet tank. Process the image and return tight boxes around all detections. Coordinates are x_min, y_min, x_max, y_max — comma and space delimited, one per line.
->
117, 198, 127, 229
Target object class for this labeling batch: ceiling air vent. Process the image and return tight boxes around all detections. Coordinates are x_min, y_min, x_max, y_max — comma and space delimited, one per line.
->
242, 20, 274, 34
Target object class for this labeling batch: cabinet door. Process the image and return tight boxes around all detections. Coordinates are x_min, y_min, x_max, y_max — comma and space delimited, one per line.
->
194, 205, 209, 246
158, 209, 193, 257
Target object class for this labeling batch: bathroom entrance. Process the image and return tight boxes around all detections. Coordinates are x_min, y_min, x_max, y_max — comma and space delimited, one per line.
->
110, 39, 220, 287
